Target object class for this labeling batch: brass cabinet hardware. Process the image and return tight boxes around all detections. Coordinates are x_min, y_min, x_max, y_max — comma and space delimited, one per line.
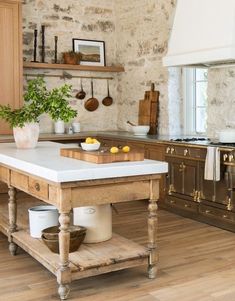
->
223, 154, 228, 162
179, 163, 186, 172
184, 203, 191, 208
223, 214, 228, 219
205, 210, 211, 214
170, 147, 175, 155
184, 149, 189, 156
170, 200, 176, 204
166, 147, 171, 154
168, 184, 176, 194
228, 154, 234, 162
35, 183, 40, 191
227, 197, 233, 211
190, 190, 198, 202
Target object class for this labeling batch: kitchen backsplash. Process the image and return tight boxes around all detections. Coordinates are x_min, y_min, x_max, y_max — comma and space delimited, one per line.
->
22, 0, 234, 136
22, 0, 119, 133
207, 67, 235, 138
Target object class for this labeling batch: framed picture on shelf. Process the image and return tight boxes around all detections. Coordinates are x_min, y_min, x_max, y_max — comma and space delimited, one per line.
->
73, 39, 106, 66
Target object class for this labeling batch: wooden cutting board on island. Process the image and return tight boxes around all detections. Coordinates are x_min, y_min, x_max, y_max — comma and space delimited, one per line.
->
60, 148, 144, 164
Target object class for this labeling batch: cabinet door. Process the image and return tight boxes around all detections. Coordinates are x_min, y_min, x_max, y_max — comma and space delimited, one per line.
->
167, 157, 197, 198
199, 162, 228, 206
99, 138, 114, 147
127, 141, 148, 157
146, 145, 165, 161
0, 0, 22, 134
183, 159, 198, 197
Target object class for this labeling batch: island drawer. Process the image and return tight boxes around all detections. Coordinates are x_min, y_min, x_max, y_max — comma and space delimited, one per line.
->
28, 178, 49, 199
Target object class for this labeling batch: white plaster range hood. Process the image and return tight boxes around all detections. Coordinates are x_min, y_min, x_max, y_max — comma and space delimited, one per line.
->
163, 0, 235, 68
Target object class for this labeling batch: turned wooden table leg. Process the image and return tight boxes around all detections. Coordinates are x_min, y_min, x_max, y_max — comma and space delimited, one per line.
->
147, 179, 159, 279
57, 212, 71, 300
8, 186, 18, 256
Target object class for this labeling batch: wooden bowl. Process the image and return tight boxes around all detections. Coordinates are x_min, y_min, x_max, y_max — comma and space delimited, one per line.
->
42, 225, 86, 240
42, 229, 86, 254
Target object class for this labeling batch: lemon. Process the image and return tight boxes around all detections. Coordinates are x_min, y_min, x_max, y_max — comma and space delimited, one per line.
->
92, 138, 99, 144
85, 137, 93, 144
122, 146, 130, 153
110, 147, 119, 154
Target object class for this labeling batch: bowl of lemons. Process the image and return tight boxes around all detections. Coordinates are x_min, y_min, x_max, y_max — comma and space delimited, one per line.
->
81, 137, 101, 151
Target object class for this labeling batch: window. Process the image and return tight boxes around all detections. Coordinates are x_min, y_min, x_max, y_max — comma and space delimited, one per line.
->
183, 68, 208, 135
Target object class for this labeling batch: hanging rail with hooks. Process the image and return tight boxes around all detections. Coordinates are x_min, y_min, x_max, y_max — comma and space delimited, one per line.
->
23, 71, 114, 81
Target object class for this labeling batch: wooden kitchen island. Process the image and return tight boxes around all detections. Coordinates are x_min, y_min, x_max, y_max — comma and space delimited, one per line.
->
0, 142, 168, 300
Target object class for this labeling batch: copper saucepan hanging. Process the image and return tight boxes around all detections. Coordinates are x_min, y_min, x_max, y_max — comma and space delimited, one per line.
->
76, 78, 86, 100
84, 79, 99, 112
102, 80, 113, 106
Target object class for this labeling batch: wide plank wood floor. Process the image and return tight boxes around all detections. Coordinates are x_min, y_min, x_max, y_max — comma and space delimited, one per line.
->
0, 194, 235, 301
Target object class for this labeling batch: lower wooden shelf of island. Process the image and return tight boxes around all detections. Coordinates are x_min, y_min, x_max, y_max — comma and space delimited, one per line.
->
0, 197, 148, 281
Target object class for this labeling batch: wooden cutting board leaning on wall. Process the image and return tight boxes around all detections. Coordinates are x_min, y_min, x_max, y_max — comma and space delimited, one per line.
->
138, 83, 160, 135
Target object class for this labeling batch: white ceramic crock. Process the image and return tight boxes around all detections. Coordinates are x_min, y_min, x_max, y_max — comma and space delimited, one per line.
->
28, 205, 59, 238
13, 122, 39, 149
73, 204, 112, 243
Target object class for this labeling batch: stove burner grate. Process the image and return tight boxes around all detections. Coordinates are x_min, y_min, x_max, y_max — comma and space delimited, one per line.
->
210, 142, 235, 147
171, 138, 209, 142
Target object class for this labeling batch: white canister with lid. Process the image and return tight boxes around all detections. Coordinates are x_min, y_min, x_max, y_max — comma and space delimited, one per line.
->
72, 122, 81, 133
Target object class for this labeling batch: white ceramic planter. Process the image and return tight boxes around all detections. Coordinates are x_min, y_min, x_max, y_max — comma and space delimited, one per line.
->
13, 122, 39, 149
73, 204, 112, 243
28, 205, 59, 238
54, 120, 65, 134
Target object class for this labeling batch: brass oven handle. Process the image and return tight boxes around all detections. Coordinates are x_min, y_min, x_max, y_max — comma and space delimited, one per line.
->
184, 149, 189, 156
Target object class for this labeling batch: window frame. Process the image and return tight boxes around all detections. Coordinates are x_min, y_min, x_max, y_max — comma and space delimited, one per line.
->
183, 68, 208, 136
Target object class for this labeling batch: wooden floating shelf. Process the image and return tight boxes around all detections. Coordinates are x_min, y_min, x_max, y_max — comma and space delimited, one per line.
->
23, 62, 125, 73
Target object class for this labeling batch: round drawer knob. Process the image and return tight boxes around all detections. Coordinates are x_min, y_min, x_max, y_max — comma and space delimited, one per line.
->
35, 183, 40, 191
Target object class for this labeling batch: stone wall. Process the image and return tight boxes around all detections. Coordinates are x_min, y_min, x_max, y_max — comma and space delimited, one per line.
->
22, 0, 119, 132
24, 0, 232, 137
115, 0, 183, 135
207, 67, 235, 138
22, 0, 183, 135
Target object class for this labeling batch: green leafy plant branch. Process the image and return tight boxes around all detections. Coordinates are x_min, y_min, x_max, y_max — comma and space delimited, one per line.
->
0, 77, 77, 128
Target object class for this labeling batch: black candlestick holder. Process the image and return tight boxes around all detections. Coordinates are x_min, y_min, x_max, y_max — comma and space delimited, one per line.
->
31, 29, 39, 62
41, 25, 47, 63
54, 36, 58, 63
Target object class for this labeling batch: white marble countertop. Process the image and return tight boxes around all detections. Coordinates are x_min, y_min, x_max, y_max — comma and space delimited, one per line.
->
0, 142, 168, 183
